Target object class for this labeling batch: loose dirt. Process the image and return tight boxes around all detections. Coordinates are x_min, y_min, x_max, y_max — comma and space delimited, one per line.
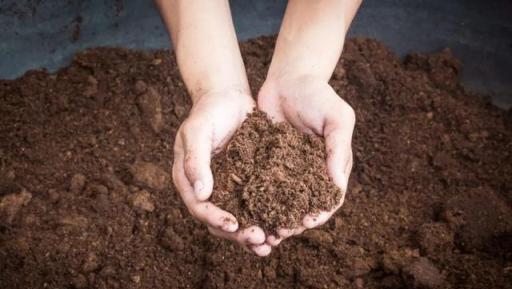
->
211, 111, 342, 233
0, 36, 511, 289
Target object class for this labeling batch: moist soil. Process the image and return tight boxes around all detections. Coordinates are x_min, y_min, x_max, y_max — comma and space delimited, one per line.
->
1, 36, 511, 289
211, 110, 342, 233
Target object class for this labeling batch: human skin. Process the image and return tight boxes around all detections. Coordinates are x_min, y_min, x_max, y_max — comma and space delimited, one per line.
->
155, 0, 270, 256
258, 0, 361, 245
156, 0, 361, 256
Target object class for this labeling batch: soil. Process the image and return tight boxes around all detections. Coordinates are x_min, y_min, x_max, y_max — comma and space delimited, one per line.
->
211, 111, 342, 233
0, 36, 511, 289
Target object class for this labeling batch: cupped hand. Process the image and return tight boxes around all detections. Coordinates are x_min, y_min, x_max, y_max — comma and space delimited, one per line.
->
172, 89, 272, 256
257, 75, 356, 246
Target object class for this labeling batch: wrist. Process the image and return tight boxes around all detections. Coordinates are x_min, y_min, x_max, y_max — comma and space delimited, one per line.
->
191, 86, 255, 120
190, 84, 252, 106
263, 73, 328, 91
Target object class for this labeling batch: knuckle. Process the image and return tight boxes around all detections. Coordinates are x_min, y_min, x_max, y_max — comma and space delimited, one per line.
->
179, 118, 200, 138
187, 205, 201, 220
183, 156, 199, 177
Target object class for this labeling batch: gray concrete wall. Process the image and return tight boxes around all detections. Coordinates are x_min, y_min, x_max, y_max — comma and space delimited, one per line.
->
1, 0, 511, 108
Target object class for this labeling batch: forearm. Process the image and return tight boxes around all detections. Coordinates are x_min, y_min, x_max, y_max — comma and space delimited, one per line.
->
267, 0, 361, 83
155, 0, 250, 102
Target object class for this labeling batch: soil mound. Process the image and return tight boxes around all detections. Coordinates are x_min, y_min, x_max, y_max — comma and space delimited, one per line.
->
0, 36, 510, 289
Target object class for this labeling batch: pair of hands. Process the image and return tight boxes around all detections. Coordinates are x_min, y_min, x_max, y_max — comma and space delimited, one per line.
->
172, 76, 355, 256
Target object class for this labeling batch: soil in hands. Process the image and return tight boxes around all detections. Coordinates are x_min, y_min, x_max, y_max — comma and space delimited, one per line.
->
0, 36, 511, 289
211, 110, 342, 233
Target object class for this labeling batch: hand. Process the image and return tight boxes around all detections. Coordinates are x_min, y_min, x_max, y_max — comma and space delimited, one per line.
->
172, 89, 272, 256
257, 75, 355, 246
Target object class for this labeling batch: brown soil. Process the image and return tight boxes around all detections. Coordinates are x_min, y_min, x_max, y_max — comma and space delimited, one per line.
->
0, 36, 511, 289
211, 111, 342, 233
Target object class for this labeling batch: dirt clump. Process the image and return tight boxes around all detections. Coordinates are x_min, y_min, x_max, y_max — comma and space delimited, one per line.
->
128, 189, 155, 212
129, 161, 170, 191
0, 187, 32, 223
402, 257, 444, 289
0, 36, 511, 289
442, 188, 512, 254
211, 111, 342, 233
69, 173, 87, 193
416, 222, 454, 255
136, 84, 164, 134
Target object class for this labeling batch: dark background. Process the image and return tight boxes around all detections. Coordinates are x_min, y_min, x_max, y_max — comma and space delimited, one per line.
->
1, 0, 511, 108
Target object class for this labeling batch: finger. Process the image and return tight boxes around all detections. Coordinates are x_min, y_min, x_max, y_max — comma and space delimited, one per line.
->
236, 226, 266, 245
266, 235, 283, 246
209, 226, 271, 256
293, 226, 306, 235
324, 131, 352, 192
345, 154, 353, 180
208, 225, 266, 246
208, 225, 252, 254
257, 86, 286, 123
172, 139, 195, 201
194, 202, 238, 232
174, 139, 238, 232
180, 123, 214, 201
277, 228, 296, 239
271, 227, 298, 245
250, 243, 272, 257
324, 105, 355, 193
303, 211, 333, 229
208, 225, 236, 240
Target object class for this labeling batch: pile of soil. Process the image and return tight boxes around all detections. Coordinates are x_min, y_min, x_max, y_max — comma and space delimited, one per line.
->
1, 36, 511, 289
211, 111, 342, 233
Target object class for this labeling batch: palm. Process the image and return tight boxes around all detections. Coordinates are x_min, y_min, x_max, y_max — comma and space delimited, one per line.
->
257, 77, 355, 244
173, 91, 274, 256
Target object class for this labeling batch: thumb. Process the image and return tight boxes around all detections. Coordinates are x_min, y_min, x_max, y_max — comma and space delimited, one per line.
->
180, 123, 214, 201
324, 108, 355, 193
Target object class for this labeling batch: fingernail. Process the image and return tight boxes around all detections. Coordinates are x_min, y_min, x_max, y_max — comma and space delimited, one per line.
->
267, 235, 282, 246
221, 218, 238, 233
193, 180, 204, 198
248, 230, 265, 245
251, 244, 272, 257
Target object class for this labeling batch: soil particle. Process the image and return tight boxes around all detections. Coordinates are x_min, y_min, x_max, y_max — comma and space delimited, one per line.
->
83, 75, 98, 98
136, 85, 164, 134
402, 257, 444, 289
57, 214, 89, 229
211, 111, 343, 233
417, 222, 454, 255
69, 173, 87, 193
47, 189, 60, 203
88, 184, 109, 196
134, 80, 147, 94
381, 249, 411, 274
0, 187, 32, 223
82, 252, 100, 273
129, 161, 169, 190
173, 105, 187, 119
349, 257, 373, 278
0, 178, 20, 196
131, 274, 141, 283
128, 189, 155, 212
160, 227, 185, 252
70, 274, 88, 289
380, 275, 404, 289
